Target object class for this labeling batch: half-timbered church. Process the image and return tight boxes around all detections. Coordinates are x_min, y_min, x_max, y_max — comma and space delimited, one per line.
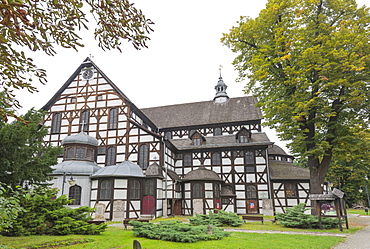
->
45, 58, 310, 221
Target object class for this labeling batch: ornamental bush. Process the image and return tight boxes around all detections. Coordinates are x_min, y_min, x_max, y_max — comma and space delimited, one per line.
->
0, 186, 107, 236
276, 203, 338, 229
189, 210, 243, 227
130, 220, 230, 243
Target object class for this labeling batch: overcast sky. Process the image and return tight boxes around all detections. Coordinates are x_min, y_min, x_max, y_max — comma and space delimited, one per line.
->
17, 0, 369, 153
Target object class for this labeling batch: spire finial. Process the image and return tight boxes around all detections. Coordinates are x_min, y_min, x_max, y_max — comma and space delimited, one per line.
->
214, 66, 229, 103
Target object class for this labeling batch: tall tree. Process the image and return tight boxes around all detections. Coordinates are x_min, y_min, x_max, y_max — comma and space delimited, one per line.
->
0, 109, 62, 187
0, 0, 154, 121
222, 0, 370, 199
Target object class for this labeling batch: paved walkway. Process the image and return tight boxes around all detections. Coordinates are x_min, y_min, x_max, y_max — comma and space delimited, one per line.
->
332, 215, 370, 249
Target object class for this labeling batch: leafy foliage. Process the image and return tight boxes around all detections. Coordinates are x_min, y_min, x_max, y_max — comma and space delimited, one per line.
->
0, 108, 62, 187
222, 0, 370, 195
0, 0, 154, 121
0, 185, 24, 231
0, 186, 107, 236
326, 128, 370, 206
189, 210, 243, 227
276, 203, 338, 229
130, 220, 230, 243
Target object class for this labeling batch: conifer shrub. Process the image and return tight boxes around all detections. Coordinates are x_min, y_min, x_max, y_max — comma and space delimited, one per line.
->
276, 203, 338, 229
189, 210, 243, 227
0, 186, 107, 236
130, 220, 230, 243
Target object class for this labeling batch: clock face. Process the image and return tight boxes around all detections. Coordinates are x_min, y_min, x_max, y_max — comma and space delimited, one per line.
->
82, 70, 93, 80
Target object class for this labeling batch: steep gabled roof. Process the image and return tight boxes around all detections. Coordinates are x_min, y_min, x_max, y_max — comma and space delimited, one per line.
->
141, 96, 262, 129
42, 57, 132, 111
41, 57, 158, 131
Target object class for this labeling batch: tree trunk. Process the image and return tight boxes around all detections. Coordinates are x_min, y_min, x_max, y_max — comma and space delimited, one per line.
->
308, 155, 331, 215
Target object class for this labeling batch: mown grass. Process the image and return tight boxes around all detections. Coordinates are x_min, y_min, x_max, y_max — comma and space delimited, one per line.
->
346, 208, 369, 216
0, 226, 345, 249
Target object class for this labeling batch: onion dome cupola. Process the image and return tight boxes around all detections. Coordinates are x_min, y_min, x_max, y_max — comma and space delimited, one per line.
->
51, 131, 101, 176
61, 131, 99, 162
213, 68, 229, 104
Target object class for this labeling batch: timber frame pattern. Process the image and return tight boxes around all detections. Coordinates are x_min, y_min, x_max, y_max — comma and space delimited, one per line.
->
44, 58, 311, 219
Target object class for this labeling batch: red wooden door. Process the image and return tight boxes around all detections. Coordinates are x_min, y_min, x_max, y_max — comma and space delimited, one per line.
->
142, 196, 155, 215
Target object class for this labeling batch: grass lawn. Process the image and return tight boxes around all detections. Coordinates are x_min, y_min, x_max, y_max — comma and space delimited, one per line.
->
346, 208, 369, 216
0, 226, 345, 249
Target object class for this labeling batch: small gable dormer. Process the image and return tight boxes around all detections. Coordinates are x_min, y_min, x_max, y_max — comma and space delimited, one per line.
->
236, 127, 251, 143
190, 131, 206, 146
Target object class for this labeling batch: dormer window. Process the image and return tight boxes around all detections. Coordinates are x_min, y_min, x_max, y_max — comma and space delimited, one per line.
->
236, 127, 251, 143
190, 131, 205, 146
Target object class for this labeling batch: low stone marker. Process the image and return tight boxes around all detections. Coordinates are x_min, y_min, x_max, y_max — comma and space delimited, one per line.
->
133, 239, 141, 249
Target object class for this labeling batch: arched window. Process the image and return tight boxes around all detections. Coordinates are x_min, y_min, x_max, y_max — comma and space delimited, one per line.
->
76, 147, 86, 159
69, 185, 81, 205
99, 179, 113, 199
86, 149, 94, 160
106, 146, 116, 166
66, 147, 75, 159
130, 180, 141, 199
51, 113, 61, 134
108, 108, 118, 129
138, 144, 149, 169
193, 183, 203, 199
212, 152, 221, 165
246, 185, 257, 199
80, 110, 89, 132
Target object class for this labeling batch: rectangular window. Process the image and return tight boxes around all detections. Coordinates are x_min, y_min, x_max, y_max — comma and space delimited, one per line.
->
183, 154, 192, 166
99, 180, 113, 199
285, 183, 297, 197
80, 110, 89, 132
212, 152, 221, 165
130, 180, 141, 199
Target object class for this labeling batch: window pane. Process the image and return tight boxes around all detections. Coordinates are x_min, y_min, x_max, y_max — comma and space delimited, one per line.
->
106, 147, 116, 166
183, 154, 192, 166
212, 152, 221, 165
76, 147, 85, 159
99, 180, 112, 199
247, 185, 257, 199
144, 179, 154, 195
130, 180, 141, 199
51, 113, 61, 133
80, 110, 89, 132
69, 185, 81, 205
138, 144, 149, 169
66, 148, 74, 159
245, 151, 255, 164
214, 127, 222, 136
109, 108, 118, 129
193, 183, 203, 199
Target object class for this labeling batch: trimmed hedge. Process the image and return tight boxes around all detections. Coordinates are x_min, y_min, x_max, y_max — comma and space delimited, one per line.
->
189, 210, 243, 227
130, 220, 230, 243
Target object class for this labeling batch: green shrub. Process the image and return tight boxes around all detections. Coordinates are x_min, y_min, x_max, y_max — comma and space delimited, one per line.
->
189, 210, 243, 227
0, 186, 107, 236
276, 203, 338, 229
130, 220, 230, 243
